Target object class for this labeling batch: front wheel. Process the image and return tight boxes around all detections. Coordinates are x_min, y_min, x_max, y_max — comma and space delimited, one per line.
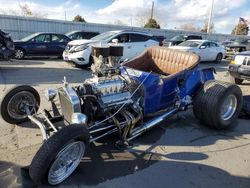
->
29, 125, 90, 185
193, 80, 242, 130
0, 85, 40, 124
229, 74, 244, 85
14, 48, 25, 59
215, 53, 223, 63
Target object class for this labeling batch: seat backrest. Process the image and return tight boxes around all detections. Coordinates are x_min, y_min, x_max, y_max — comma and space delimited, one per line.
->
147, 46, 200, 74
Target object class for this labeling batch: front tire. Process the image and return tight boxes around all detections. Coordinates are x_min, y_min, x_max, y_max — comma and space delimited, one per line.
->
215, 53, 223, 63
193, 80, 242, 130
229, 74, 244, 85
29, 125, 90, 185
0, 85, 40, 124
14, 48, 25, 59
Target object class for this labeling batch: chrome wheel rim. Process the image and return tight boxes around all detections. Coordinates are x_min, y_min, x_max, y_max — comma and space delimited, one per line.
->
7, 91, 37, 120
15, 49, 24, 59
220, 94, 237, 121
48, 141, 85, 185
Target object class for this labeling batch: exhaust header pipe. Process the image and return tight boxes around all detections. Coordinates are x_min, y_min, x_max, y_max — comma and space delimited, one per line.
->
128, 108, 178, 141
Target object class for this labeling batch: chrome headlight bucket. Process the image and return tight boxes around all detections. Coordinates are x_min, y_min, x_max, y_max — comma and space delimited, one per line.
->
45, 89, 57, 101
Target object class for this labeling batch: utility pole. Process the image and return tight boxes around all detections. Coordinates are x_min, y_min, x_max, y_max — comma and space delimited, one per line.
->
207, 0, 214, 34
150, 1, 154, 20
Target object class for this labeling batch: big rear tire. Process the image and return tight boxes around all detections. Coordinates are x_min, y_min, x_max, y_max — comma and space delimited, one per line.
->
193, 80, 242, 130
29, 125, 90, 186
0, 85, 40, 124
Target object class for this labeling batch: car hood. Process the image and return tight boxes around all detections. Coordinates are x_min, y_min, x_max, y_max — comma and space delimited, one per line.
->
168, 46, 197, 51
238, 51, 250, 56
67, 39, 99, 46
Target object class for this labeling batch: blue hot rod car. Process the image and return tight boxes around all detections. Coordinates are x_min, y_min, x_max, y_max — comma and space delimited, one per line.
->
0, 46, 242, 185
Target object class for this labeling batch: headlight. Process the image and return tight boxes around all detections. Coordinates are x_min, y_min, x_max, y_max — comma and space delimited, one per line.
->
73, 45, 88, 52
45, 89, 57, 101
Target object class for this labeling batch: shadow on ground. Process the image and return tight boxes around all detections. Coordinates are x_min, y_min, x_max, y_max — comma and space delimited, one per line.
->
1, 149, 250, 188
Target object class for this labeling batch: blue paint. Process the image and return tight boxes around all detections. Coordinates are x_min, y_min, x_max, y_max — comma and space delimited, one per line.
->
122, 66, 215, 116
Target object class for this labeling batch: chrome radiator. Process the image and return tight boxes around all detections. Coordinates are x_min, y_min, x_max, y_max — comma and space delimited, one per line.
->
58, 87, 81, 124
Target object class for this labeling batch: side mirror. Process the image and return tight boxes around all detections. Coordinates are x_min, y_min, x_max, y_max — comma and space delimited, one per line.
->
112, 39, 119, 44
200, 45, 206, 49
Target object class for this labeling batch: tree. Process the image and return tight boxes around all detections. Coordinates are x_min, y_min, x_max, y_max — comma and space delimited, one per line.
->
73, 15, 86, 22
179, 23, 201, 32
231, 23, 249, 35
201, 21, 215, 33
144, 18, 160, 29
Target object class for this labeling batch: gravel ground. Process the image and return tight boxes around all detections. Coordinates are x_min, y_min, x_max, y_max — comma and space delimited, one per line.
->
0, 59, 249, 188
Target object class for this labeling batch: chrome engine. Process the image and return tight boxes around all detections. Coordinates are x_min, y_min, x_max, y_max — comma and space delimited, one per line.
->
85, 75, 133, 109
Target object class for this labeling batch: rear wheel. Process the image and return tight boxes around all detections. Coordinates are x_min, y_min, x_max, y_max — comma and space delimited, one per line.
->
0, 85, 40, 124
193, 80, 242, 130
29, 125, 90, 185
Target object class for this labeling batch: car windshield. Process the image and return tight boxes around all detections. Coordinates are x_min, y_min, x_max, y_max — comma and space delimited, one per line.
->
178, 40, 202, 47
91, 31, 118, 41
233, 38, 248, 44
21, 33, 39, 41
65, 31, 77, 36
171, 35, 184, 41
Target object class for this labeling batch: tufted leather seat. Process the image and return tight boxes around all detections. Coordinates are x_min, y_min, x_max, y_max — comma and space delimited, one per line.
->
124, 46, 200, 76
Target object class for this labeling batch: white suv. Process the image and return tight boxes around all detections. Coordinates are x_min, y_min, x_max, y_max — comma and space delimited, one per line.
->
63, 30, 159, 66
228, 51, 250, 84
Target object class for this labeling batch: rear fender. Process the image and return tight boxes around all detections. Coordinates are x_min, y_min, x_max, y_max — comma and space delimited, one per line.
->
179, 67, 215, 100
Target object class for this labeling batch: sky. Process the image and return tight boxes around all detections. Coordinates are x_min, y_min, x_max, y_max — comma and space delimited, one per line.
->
0, 0, 249, 34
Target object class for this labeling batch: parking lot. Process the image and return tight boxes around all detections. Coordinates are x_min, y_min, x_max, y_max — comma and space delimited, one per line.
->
0, 59, 250, 188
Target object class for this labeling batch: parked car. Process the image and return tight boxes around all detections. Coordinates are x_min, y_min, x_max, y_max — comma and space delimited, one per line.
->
163, 34, 202, 47
0, 30, 15, 60
224, 38, 250, 59
65, 30, 100, 40
0, 46, 242, 186
228, 51, 250, 84
169, 40, 226, 63
63, 30, 159, 66
14, 32, 71, 59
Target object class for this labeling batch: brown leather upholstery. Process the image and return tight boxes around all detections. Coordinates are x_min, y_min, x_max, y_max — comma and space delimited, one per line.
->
124, 46, 200, 76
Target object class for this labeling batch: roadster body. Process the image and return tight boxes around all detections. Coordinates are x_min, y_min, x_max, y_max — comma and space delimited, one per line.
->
0, 46, 243, 185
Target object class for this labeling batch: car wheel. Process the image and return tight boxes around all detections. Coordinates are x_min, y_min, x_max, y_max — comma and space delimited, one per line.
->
29, 125, 90, 185
0, 85, 40, 124
88, 55, 94, 67
215, 53, 223, 63
14, 48, 25, 59
229, 75, 244, 85
193, 80, 242, 130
